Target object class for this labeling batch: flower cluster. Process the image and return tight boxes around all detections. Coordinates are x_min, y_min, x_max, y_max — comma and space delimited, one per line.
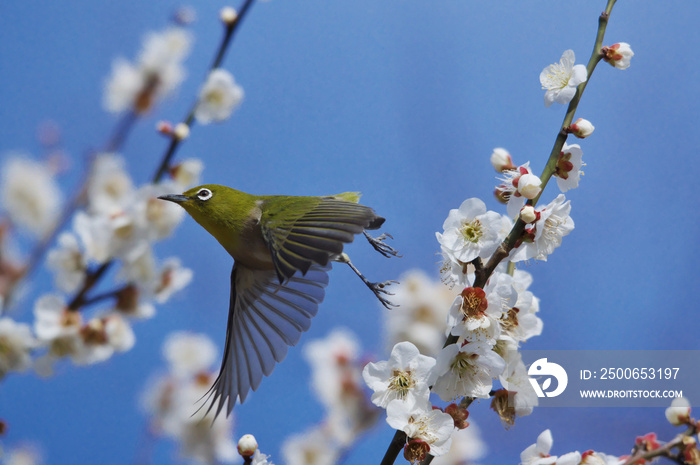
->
141, 332, 238, 464
283, 329, 380, 464
104, 26, 193, 114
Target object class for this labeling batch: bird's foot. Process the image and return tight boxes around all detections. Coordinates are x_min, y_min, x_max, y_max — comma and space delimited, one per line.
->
364, 231, 402, 258
368, 280, 399, 309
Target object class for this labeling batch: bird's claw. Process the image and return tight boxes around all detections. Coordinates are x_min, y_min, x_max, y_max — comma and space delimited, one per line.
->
369, 280, 399, 309
364, 231, 402, 258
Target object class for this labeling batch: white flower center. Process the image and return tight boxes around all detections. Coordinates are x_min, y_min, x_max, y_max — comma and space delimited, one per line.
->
541, 62, 572, 90
389, 369, 415, 399
460, 219, 483, 244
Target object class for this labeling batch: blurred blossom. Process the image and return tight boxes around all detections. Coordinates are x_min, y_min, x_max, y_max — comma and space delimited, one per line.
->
0, 317, 35, 379
521, 429, 581, 465
104, 27, 193, 114
170, 158, 204, 189
385, 270, 457, 357
665, 397, 691, 426
554, 143, 584, 192
1, 155, 62, 236
431, 424, 487, 465
163, 331, 218, 378
151, 257, 193, 303
281, 426, 340, 465
303, 329, 379, 445
540, 49, 587, 107
2, 443, 43, 465
194, 69, 244, 124
87, 153, 135, 215
46, 233, 87, 293
141, 332, 238, 464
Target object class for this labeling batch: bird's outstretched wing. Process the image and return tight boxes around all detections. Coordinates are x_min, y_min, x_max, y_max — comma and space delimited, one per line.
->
260, 195, 385, 283
202, 262, 330, 419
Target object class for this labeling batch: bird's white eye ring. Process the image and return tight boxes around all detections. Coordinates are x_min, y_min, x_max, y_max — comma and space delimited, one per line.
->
197, 188, 213, 201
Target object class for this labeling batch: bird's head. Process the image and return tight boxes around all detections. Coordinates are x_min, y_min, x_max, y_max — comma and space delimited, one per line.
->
158, 184, 252, 232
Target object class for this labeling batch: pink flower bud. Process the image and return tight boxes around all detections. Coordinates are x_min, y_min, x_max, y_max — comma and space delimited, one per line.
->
237, 434, 258, 457
569, 118, 595, 139
490, 148, 515, 173
520, 205, 537, 224
157, 121, 173, 135
602, 43, 634, 70
517, 173, 542, 200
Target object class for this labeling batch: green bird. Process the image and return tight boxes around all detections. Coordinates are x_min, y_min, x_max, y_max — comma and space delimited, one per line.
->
158, 185, 398, 418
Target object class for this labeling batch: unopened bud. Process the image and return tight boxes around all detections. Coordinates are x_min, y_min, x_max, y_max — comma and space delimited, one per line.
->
602, 42, 634, 70
568, 118, 595, 139
490, 389, 516, 428
220, 7, 238, 25
520, 205, 537, 224
516, 173, 542, 200
580, 450, 606, 465
237, 434, 258, 457
490, 148, 515, 173
404, 439, 430, 464
173, 123, 190, 141
445, 403, 470, 429
157, 121, 174, 135
665, 397, 691, 426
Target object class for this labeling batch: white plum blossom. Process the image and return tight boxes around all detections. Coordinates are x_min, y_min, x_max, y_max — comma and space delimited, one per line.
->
521, 429, 581, 465
432, 342, 506, 401
554, 143, 584, 192
104, 27, 192, 113
164, 331, 218, 378
136, 182, 186, 240
385, 269, 458, 357
540, 49, 587, 107
437, 198, 503, 265
603, 43, 634, 70
195, 69, 244, 124
386, 398, 455, 459
511, 194, 574, 262
665, 397, 691, 426
362, 341, 436, 408
0, 317, 35, 379
1, 155, 62, 236
46, 232, 87, 293
447, 273, 517, 344
499, 286, 543, 344
497, 350, 538, 419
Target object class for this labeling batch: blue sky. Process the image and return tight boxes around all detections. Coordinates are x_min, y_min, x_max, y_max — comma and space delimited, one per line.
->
1, 1, 699, 464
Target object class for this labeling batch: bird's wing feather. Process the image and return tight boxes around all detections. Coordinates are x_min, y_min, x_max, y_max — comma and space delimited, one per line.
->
260, 196, 382, 283
203, 262, 330, 419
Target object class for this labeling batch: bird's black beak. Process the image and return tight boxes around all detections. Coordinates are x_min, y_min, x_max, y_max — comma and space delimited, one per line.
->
157, 194, 190, 204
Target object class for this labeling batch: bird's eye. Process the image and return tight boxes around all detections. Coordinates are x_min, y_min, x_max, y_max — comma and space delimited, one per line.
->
196, 188, 213, 201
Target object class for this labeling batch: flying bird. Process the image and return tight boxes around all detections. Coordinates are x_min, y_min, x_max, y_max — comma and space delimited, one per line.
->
159, 184, 398, 418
